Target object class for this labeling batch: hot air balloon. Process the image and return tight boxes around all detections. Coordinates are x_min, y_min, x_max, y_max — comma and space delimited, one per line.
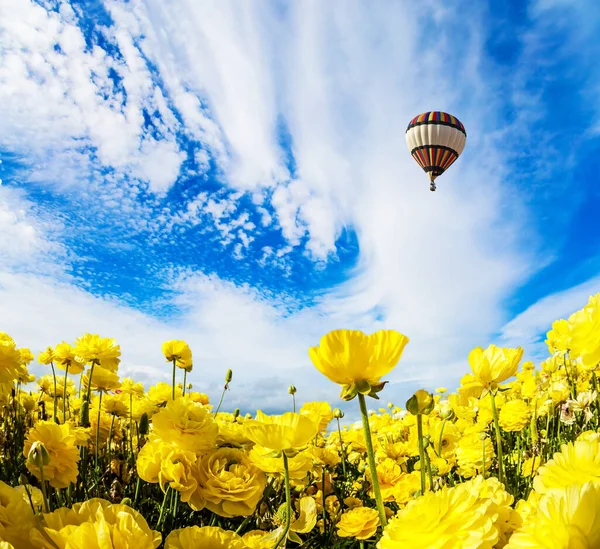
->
406, 111, 467, 191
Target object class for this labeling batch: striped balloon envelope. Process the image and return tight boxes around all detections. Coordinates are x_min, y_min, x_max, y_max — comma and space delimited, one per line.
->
405, 111, 467, 191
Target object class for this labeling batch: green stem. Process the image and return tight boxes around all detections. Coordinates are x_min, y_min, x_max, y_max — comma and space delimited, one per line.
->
489, 390, 504, 485
95, 391, 103, 470
322, 468, 327, 537
183, 370, 187, 396
336, 418, 347, 479
358, 393, 387, 528
482, 436, 486, 477
39, 461, 50, 513
156, 486, 171, 530
85, 362, 96, 408
437, 418, 448, 456
107, 414, 115, 465
62, 365, 69, 423
50, 362, 58, 423
214, 386, 227, 417
417, 414, 426, 493
129, 394, 134, 465
292, 393, 296, 413
272, 453, 291, 549
172, 359, 177, 400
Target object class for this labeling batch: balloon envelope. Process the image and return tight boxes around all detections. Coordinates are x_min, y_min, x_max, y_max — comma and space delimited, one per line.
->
406, 111, 466, 190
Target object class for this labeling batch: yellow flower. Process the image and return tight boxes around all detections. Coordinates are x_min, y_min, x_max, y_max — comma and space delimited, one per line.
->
369, 458, 404, 502
300, 401, 333, 432
0, 481, 37, 549
162, 340, 193, 369
0, 334, 21, 392
244, 411, 319, 452
83, 365, 121, 392
337, 506, 380, 540
568, 293, 600, 369
308, 329, 409, 400
74, 333, 121, 370
378, 480, 499, 549
499, 399, 531, 432
102, 394, 129, 417
23, 420, 79, 488
53, 342, 85, 374
158, 447, 204, 510
120, 377, 145, 395
406, 389, 434, 415
249, 445, 313, 479
148, 382, 182, 405
505, 482, 600, 548
196, 447, 267, 517
31, 498, 161, 548
521, 456, 542, 477
545, 319, 572, 355
468, 344, 523, 387
456, 433, 495, 479
151, 396, 218, 454
18, 347, 34, 365
165, 526, 247, 549
533, 439, 600, 494
38, 346, 54, 365
242, 530, 272, 548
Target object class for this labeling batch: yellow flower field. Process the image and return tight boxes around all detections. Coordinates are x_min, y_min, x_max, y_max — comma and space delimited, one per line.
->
1, 293, 600, 548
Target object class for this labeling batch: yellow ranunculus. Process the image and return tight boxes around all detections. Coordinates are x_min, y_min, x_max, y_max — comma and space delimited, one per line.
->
308, 329, 409, 399
196, 447, 266, 517
151, 396, 218, 454
337, 506, 380, 540
468, 344, 523, 387
165, 526, 247, 549
533, 439, 600, 494
23, 420, 80, 489
499, 399, 531, 432
53, 342, 85, 374
300, 401, 333, 432
568, 293, 600, 369
249, 445, 313, 479
31, 498, 161, 548
162, 340, 193, 369
83, 365, 121, 392
0, 481, 37, 549
74, 333, 121, 371
243, 411, 319, 452
506, 482, 600, 548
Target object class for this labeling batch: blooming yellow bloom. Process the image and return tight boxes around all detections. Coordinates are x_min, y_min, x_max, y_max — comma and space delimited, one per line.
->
196, 447, 266, 517
53, 342, 85, 374
379, 479, 499, 549
506, 482, 600, 548
567, 293, 600, 368
83, 365, 121, 392
545, 318, 572, 355
162, 340, 192, 369
300, 401, 333, 432
533, 439, 600, 494
31, 498, 161, 548
499, 399, 531, 432
152, 396, 218, 454
249, 445, 313, 479
244, 411, 319, 452
165, 526, 247, 549
308, 329, 409, 399
0, 481, 37, 549
468, 344, 523, 387
521, 455, 542, 477
148, 382, 182, 405
337, 506, 380, 540
23, 420, 80, 488
0, 333, 21, 393
456, 432, 495, 479
74, 333, 121, 370
120, 377, 145, 395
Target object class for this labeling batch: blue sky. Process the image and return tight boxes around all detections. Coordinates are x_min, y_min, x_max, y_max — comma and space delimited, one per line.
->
1, 0, 599, 415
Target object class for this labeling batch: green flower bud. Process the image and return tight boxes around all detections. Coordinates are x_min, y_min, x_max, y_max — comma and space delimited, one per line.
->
288, 385, 297, 395
225, 369, 233, 383
79, 400, 90, 427
139, 413, 149, 436
333, 408, 344, 419
406, 389, 435, 416
27, 441, 50, 467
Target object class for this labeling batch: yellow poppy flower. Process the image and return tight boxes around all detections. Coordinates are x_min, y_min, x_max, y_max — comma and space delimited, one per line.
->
165, 526, 247, 549
243, 411, 319, 452
468, 344, 523, 388
308, 329, 409, 400
337, 506, 380, 540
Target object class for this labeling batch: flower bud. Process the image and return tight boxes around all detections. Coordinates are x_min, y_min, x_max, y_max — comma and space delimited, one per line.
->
225, 369, 233, 383
27, 441, 50, 468
333, 408, 344, 419
19, 474, 29, 486
139, 412, 149, 436
288, 385, 297, 395
233, 408, 240, 420
406, 389, 435, 415
441, 408, 455, 421
121, 497, 132, 507
80, 400, 90, 427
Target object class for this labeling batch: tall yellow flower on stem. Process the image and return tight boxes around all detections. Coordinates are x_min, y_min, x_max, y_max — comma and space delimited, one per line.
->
162, 340, 192, 400
244, 411, 319, 548
469, 344, 523, 485
309, 329, 409, 529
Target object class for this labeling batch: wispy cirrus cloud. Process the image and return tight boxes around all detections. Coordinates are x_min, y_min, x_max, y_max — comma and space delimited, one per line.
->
0, 0, 599, 412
